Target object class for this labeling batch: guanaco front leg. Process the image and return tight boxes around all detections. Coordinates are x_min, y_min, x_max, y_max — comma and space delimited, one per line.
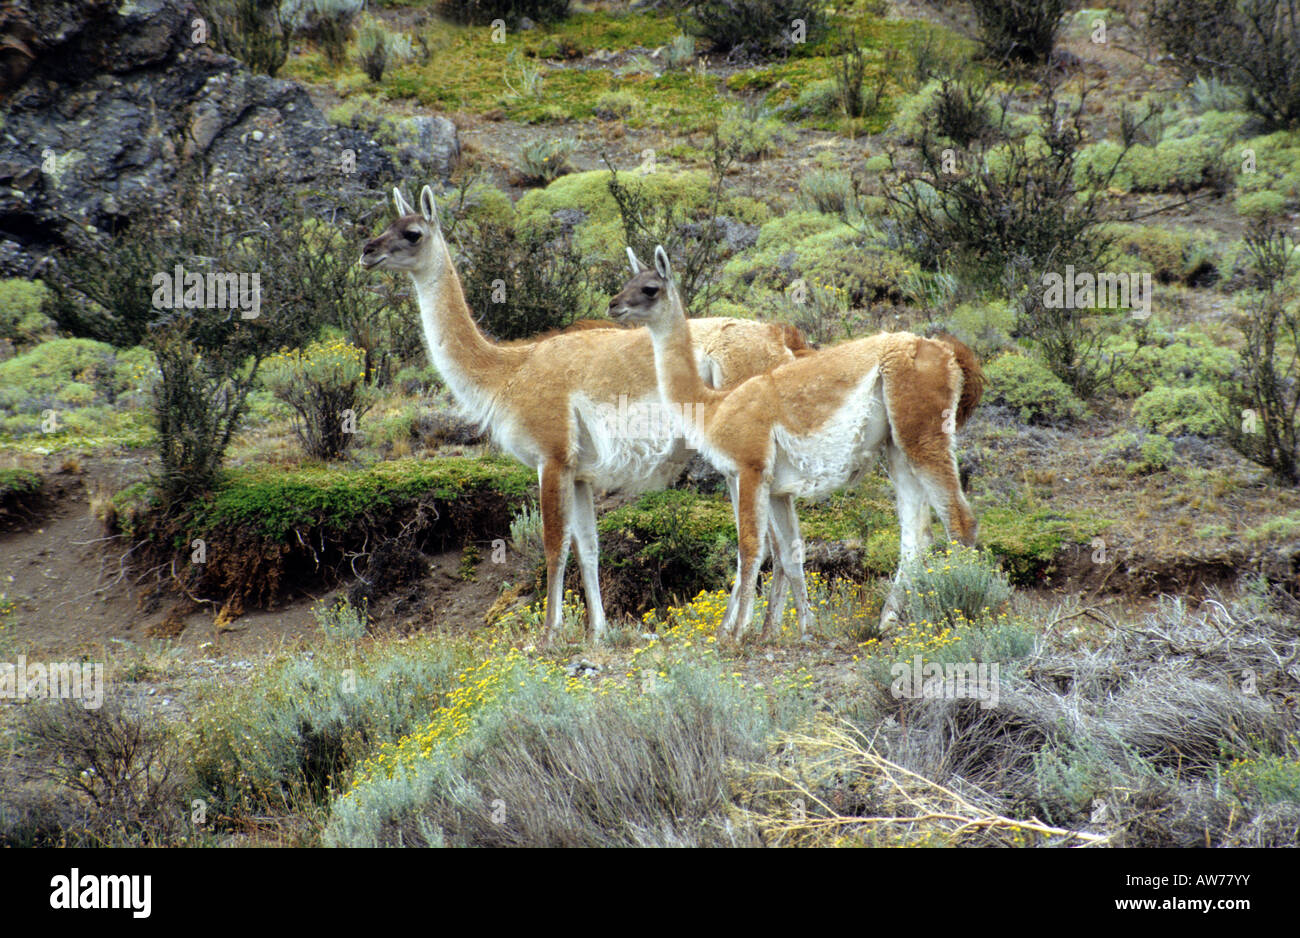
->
726, 474, 788, 641
719, 467, 770, 643
538, 460, 575, 647
570, 479, 607, 642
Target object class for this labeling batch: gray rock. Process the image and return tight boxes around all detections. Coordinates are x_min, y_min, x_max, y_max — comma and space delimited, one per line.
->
1049, 48, 1082, 73
518, 16, 536, 31
0, 0, 394, 277
0, 162, 41, 190
677, 452, 726, 492
550, 207, 587, 231
401, 115, 461, 179
565, 659, 602, 677
713, 216, 760, 252
674, 216, 760, 257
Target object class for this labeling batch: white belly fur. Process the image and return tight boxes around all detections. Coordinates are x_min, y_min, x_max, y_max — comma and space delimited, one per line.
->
570, 392, 688, 494
771, 367, 888, 498
480, 349, 741, 495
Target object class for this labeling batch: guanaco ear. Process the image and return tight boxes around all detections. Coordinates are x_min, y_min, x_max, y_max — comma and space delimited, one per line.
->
393, 187, 415, 218
419, 185, 439, 226
653, 245, 672, 280
626, 247, 643, 274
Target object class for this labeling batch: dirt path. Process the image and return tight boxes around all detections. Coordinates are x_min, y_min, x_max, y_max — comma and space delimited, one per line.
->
0, 462, 541, 662
0, 468, 315, 659
1, 474, 140, 658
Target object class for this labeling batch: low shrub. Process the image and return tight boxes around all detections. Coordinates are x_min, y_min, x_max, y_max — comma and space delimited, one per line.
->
720, 213, 909, 324
198, 0, 300, 77
436, 0, 571, 27
886, 86, 1153, 396
261, 338, 376, 461
968, 0, 1069, 65
674, 0, 827, 57
301, 0, 362, 67
0, 338, 152, 416
1074, 136, 1232, 195
509, 501, 544, 570
1226, 750, 1300, 805
944, 300, 1018, 357
597, 488, 734, 613
455, 215, 600, 341
748, 589, 1298, 847
0, 279, 52, 349
20, 698, 189, 846
517, 137, 576, 186
192, 636, 470, 821
1132, 385, 1225, 437
718, 104, 794, 161
1104, 223, 1222, 285
1219, 225, 1300, 482
898, 545, 1013, 629
796, 169, 858, 218
356, 15, 412, 82
593, 88, 640, 120
325, 649, 794, 846
314, 595, 369, 644
1149, 0, 1300, 130
1104, 327, 1236, 398
983, 352, 1089, 425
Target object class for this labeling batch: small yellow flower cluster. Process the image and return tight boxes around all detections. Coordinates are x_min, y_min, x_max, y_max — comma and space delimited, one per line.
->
856, 608, 1011, 669
263, 338, 367, 390
1223, 736, 1300, 800
634, 571, 877, 646
345, 648, 589, 794
639, 587, 730, 646
487, 589, 587, 645
770, 665, 816, 696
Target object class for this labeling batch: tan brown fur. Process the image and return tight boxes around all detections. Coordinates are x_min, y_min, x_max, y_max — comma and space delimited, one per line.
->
501, 319, 624, 346
361, 188, 806, 645
609, 247, 982, 640
932, 332, 984, 429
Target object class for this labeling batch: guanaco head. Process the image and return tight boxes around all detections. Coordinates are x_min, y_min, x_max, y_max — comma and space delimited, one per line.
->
360, 185, 445, 273
608, 245, 682, 330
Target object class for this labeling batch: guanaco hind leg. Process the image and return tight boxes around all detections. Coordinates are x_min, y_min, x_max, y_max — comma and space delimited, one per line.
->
882, 441, 933, 629
882, 439, 976, 628
763, 493, 812, 641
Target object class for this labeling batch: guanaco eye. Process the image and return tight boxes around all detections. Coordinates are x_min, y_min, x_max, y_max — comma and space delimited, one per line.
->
642, 284, 659, 297
403, 229, 422, 243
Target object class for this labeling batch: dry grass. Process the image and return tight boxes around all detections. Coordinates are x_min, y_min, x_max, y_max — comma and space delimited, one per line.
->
739, 585, 1299, 846
735, 718, 1110, 846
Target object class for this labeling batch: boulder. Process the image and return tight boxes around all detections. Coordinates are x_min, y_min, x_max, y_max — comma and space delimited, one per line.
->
399, 115, 460, 179
0, 0, 397, 277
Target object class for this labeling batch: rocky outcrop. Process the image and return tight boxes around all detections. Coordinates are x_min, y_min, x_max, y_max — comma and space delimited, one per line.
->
399, 114, 460, 179
0, 0, 421, 277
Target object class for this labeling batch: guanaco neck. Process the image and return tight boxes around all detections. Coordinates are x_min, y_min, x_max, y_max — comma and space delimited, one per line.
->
409, 236, 529, 404
645, 285, 725, 431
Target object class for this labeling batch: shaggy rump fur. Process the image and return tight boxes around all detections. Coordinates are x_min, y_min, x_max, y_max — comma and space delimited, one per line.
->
934, 332, 985, 429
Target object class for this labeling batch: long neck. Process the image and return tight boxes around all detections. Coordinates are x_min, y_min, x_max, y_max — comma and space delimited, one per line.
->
409, 237, 527, 404
647, 286, 724, 429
